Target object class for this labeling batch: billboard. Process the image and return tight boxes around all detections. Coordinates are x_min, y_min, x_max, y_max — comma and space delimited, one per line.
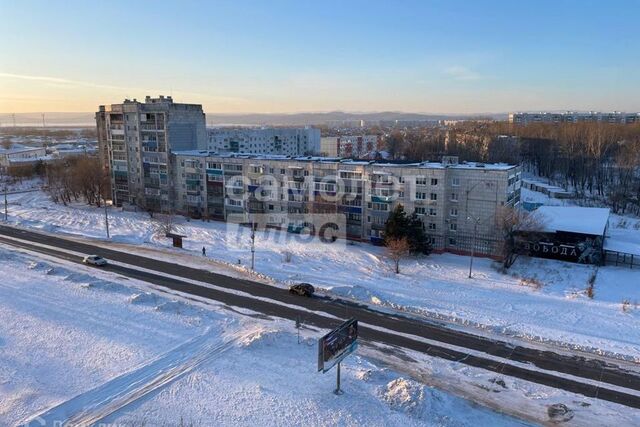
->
317, 318, 358, 373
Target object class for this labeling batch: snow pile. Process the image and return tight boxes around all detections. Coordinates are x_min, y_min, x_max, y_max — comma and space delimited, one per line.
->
381, 378, 428, 414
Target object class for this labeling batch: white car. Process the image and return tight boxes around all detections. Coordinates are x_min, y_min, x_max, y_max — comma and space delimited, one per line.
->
83, 255, 108, 266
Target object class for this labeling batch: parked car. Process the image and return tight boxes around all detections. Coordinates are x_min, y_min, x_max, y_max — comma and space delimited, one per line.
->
83, 255, 108, 266
289, 283, 315, 297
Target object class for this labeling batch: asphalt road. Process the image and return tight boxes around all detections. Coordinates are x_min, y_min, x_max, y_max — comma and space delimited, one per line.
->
1, 224, 640, 409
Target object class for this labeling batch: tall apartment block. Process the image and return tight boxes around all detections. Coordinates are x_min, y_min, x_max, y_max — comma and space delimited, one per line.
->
207, 127, 321, 155
509, 111, 640, 125
172, 153, 521, 257
96, 96, 207, 210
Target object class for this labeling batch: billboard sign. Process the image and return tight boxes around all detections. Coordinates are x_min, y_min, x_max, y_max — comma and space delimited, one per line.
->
317, 318, 358, 373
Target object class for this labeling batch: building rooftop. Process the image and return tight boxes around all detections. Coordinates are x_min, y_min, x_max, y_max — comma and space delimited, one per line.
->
172, 151, 517, 171
535, 206, 610, 236
0, 146, 45, 155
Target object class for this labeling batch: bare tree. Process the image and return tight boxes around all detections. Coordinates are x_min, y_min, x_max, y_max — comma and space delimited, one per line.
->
154, 210, 176, 236
386, 237, 410, 274
497, 206, 545, 268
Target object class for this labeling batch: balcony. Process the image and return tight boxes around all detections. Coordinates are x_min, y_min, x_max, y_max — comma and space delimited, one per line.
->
371, 195, 393, 203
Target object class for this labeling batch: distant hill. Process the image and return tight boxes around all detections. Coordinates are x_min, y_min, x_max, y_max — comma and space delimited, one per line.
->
0, 112, 95, 127
0, 111, 508, 127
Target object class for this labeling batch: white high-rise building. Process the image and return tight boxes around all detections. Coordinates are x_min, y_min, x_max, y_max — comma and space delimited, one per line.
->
96, 96, 207, 209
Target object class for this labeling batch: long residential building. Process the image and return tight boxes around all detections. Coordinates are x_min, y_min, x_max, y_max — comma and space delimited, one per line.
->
172, 153, 521, 257
207, 127, 321, 155
96, 96, 207, 210
509, 111, 640, 125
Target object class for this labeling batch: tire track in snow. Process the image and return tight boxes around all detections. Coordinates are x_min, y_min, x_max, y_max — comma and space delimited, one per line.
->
23, 327, 261, 427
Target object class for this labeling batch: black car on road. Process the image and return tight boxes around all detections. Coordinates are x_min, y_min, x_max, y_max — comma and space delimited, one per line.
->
289, 283, 315, 297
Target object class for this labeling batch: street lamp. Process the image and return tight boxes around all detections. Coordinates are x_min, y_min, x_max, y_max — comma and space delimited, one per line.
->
3, 186, 7, 222
103, 197, 112, 239
467, 215, 481, 278
464, 179, 497, 279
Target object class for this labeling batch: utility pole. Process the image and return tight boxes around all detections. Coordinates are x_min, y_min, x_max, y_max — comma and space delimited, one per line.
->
42, 113, 47, 149
250, 218, 256, 270
468, 219, 477, 278
104, 196, 110, 239
3, 187, 7, 222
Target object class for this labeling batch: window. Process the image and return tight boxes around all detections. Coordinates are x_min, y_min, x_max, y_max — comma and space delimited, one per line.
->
450, 208, 458, 217
416, 192, 426, 200
415, 207, 426, 215
429, 208, 437, 216
430, 193, 437, 201
448, 238, 457, 246
452, 178, 460, 186
416, 177, 427, 185
372, 216, 386, 225
428, 223, 436, 230
449, 222, 457, 231
431, 178, 438, 185
451, 193, 458, 201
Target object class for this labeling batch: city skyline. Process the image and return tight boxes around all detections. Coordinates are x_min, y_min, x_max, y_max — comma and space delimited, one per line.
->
1, 0, 639, 114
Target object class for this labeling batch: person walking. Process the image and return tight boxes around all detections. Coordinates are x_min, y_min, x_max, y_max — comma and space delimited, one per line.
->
202, 246, 206, 256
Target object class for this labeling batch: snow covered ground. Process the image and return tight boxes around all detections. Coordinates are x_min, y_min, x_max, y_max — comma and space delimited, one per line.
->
5, 190, 640, 362
0, 244, 539, 426
4, 244, 640, 426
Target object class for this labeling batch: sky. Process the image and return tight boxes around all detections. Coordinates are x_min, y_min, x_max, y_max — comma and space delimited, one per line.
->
0, 0, 639, 114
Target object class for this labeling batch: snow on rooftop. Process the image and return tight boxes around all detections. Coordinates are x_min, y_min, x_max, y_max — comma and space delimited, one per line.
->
171, 151, 516, 170
535, 206, 610, 236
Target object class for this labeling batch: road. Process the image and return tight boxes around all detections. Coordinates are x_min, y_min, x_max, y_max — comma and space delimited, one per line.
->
1, 224, 640, 409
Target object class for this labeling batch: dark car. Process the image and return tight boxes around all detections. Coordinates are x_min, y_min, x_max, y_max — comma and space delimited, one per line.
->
289, 283, 315, 297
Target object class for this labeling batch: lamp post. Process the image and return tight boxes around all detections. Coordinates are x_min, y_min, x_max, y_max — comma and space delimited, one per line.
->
104, 196, 111, 239
464, 178, 495, 279
467, 215, 481, 278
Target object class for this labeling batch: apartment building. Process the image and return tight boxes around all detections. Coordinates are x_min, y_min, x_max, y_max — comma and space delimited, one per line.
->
320, 135, 382, 158
0, 146, 47, 170
96, 96, 207, 210
172, 153, 521, 257
509, 111, 640, 125
207, 127, 321, 156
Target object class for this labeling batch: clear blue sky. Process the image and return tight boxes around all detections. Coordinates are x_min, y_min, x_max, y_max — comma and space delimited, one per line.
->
0, 0, 638, 113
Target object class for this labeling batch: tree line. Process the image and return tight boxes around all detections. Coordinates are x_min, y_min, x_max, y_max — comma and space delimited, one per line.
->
45, 156, 110, 207
384, 122, 640, 215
